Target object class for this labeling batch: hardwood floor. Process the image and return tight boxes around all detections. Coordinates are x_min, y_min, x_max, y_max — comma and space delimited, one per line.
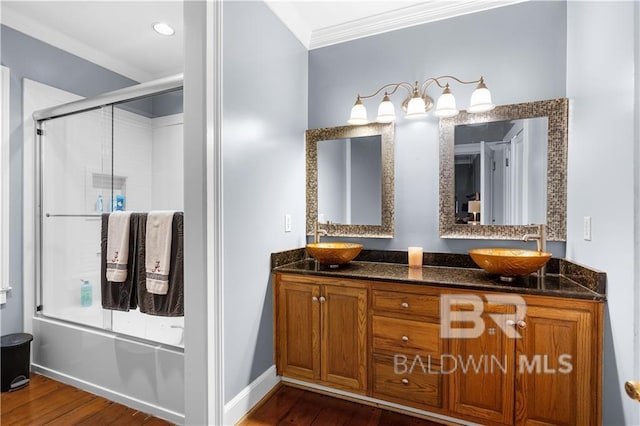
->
238, 384, 450, 426
3, 374, 450, 425
0, 374, 173, 425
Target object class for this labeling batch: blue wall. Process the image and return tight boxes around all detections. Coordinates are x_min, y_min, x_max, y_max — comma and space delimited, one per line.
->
222, 1, 308, 403
308, 1, 567, 256
566, 2, 639, 423
0, 25, 140, 335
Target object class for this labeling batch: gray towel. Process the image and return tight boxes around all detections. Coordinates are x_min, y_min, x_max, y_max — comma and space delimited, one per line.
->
135, 212, 184, 316
101, 213, 137, 311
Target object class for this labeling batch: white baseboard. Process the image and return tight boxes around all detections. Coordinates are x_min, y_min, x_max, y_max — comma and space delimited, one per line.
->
223, 365, 281, 425
31, 364, 185, 425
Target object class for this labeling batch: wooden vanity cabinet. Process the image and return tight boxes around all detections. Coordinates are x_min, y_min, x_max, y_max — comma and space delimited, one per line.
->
446, 291, 602, 426
448, 299, 516, 425
514, 295, 602, 426
274, 273, 603, 426
274, 273, 368, 393
370, 284, 446, 412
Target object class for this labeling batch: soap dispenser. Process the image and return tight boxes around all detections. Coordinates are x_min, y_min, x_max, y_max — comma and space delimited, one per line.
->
80, 279, 92, 307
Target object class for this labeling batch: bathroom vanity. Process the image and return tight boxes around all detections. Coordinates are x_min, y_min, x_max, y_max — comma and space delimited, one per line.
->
272, 250, 604, 426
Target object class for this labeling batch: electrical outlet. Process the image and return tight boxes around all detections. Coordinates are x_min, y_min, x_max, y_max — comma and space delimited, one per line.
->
285, 214, 292, 232
583, 216, 592, 241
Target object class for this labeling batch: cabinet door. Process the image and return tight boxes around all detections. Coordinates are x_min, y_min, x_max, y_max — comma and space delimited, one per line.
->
449, 302, 516, 425
515, 305, 594, 426
321, 285, 368, 391
277, 280, 321, 381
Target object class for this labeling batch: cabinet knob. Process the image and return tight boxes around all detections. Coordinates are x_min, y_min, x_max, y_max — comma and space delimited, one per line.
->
401, 378, 409, 385
625, 381, 640, 402
400, 302, 409, 309
401, 335, 409, 342
517, 320, 527, 329
312, 296, 318, 303
506, 319, 516, 327
319, 296, 326, 304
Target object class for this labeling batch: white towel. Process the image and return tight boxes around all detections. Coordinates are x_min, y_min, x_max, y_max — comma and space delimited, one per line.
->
145, 211, 175, 295
106, 211, 133, 282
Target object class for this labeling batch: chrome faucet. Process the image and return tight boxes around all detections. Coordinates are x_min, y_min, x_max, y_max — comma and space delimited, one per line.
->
522, 224, 547, 276
313, 221, 328, 243
522, 224, 546, 252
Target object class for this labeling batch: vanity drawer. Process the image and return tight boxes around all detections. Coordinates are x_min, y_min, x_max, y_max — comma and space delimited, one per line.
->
372, 315, 441, 356
373, 355, 442, 409
372, 290, 440, 320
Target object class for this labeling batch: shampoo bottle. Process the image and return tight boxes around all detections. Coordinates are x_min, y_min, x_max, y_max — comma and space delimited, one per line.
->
80, 279, 92, 307
95, 195, 103, 213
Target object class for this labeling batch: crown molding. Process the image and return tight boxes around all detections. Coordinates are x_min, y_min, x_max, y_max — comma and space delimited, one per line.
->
1, 5, 153, 82
309, 0, 528, 50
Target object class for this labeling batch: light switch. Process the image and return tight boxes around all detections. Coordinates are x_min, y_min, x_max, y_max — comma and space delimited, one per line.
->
583, 216, 591, 241
285, 214, 292, 232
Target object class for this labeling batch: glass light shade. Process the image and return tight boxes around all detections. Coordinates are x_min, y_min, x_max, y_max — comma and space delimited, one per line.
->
468, 200, 481, 213
376, 94, 395, 123
434, 88, 458, 118
468, 80, 495, 113
348, 97, 368, 125
153, 22, 175, 36
405, 95, 426, 118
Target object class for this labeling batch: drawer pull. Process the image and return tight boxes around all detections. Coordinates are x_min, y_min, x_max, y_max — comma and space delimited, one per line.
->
401, 335, 409, 342
400, 302, 409, 309
401, 378, 409, 385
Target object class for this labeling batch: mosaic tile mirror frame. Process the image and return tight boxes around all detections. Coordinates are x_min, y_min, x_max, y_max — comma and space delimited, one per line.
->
439, 98, 569, 241
306, 122, 395, 238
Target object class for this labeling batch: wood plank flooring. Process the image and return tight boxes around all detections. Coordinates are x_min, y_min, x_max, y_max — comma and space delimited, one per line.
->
238, 384, 450, 426
0, 374, 173, 425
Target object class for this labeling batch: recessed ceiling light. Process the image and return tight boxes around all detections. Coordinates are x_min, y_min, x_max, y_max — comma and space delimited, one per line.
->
153, 22, 175, 36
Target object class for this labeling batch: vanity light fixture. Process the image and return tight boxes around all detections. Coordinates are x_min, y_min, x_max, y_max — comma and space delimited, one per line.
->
348, 75, 495, 124
153, 22, 175, 36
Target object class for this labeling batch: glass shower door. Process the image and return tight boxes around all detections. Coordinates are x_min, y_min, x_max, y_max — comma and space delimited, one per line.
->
40, 106, 112, 329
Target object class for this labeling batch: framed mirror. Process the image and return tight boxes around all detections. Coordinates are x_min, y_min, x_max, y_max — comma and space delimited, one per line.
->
439, 98, 568, 241
306, 122, 394, 238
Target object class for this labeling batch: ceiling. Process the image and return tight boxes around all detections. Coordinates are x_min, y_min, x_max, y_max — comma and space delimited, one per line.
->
0, 0, 524, 83
1, 1, 184, 82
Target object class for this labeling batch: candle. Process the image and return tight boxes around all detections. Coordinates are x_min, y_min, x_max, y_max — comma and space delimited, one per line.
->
408, 246, 423, 268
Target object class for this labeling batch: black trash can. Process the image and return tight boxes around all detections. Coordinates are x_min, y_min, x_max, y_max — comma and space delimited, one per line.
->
1, 333, 34, 392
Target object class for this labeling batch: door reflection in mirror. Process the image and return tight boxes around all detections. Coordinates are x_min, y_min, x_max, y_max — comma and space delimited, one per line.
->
317, 135, 382, 226
454, 117, 548, 225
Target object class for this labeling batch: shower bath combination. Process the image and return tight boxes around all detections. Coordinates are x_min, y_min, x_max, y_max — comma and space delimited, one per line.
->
32, 74, 185, 348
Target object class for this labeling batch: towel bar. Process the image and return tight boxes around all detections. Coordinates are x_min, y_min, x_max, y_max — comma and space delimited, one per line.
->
46, 213, 102, 218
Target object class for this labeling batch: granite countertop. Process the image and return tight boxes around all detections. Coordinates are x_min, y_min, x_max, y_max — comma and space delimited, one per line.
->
272, 249, 606, 302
